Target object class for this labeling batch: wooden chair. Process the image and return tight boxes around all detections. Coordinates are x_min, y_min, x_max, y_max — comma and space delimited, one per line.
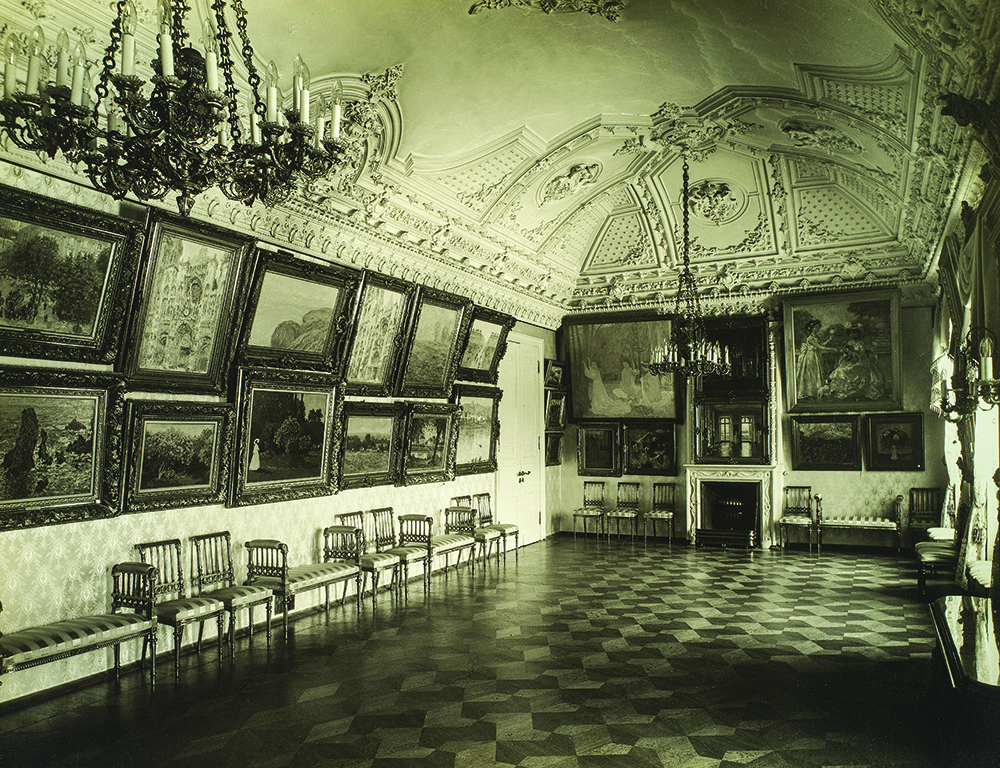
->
451, 496, 501, 566
382, 513, 433, 598
191, 531, 273, 656
644, 482, 676, 544
908, 487, 945, 545
776, 486, 814, 552
244, 535, 361, 641
337, 510, 401, 608
473, 492, 520, 564
572, 480, 606, 539
914, 501, 968, 598
322, 525, 365, 605
438, 507, 478, 574
606, 482, 640, 542
135, 539, 226, 679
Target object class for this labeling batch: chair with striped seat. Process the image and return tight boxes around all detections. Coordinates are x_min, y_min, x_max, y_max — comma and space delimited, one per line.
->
438, 508, 477, 575
191, 531, 273, 655
643, 482, 676, 544
473, 492, 520, 564
606, 482, 640, 542
572, 480, 606, 539
445, 504, 496, 567
776, 486, 815, 552
245, 535, 361, 641
337, 511, 401, 608
136, 539, 226, 679
380, 510, 431, 600
451, 496, 501, 566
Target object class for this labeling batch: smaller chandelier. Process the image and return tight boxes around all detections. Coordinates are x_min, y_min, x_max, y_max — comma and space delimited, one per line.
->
0, 0, 347, 215
649, 158, 731, 379
940, 326, 1000, 422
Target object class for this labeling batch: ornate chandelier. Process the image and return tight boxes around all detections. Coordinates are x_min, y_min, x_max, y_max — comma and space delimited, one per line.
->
649, 158, 731, 379
0, 0, 346, 215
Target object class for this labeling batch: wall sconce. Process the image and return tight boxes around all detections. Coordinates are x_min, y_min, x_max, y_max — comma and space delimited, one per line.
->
940, 326, 999, 422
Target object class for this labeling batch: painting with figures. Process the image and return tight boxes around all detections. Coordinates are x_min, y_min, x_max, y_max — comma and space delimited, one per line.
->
784, 291, 901, 413
0, 392, 99, 507
245, 388, 330, 485
566, 318, 679, 421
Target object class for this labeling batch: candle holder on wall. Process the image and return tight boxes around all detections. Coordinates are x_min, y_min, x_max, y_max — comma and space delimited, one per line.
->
940, 326, 1000, 421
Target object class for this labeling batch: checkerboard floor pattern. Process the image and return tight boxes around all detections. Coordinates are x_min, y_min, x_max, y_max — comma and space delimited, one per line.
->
0, 537, 990, 767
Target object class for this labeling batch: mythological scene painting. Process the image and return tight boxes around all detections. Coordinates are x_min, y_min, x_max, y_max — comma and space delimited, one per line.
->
784, 291, 900, 413
0, 216, 113, 341
402, 303, 460, 390
137, 421, 218, 493
460, 319, 501, 372
248, 271, 341, 355
343, 414, 394, 477
347, 283, 406, 386
246, 388, 331, 485
566, 319, 678, 420
624, 423, 676, 475
0, 392, 99, 508
136, 229, 236, 377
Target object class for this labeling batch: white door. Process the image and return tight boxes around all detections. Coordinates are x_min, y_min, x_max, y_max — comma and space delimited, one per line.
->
495, 333, 545, 545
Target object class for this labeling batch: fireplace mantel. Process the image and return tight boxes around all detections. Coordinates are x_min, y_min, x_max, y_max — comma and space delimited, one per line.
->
684, 464, 777, 547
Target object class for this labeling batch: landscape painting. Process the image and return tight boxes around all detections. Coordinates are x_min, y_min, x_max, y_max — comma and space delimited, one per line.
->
453, 385, 501, 475
566, 318, 679, 421
345, 274, 415, 396
0, 184, 143, 364
402, 404, 458, 484
791, 415, 861, 471
398, 288, 471, 398
784, 290, 901, 413
340, 402, 403, 489
457, 307, 514, 384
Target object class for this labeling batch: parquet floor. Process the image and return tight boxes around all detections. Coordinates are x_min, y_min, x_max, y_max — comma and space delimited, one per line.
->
0, 537, 989, 767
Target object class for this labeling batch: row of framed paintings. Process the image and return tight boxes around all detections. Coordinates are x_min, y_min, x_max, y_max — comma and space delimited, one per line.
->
0, 185, 514, 398
790, 412, 924, 472
0, 368, 502, 531
576, 421, 678, 477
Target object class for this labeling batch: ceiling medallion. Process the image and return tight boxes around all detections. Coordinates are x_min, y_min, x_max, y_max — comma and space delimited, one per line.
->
687, 179, 747, 226
468, 0, 626, 22
540, 161, 602, 204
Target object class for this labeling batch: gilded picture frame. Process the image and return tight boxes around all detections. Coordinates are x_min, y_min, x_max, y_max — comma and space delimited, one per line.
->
231, 368, 338, 506
452, 384, 502, 476
544, 432, 563, 466
123, 211, 253, 394
864, 412, 924, 471
336, 400, 405, 490
456, 306, 515, 385
545, 390, 566, 430
576, 421, 621, 477
0, 183, 144, 364
125, 400, 234, 512
0, 369, 123, 531
623, 421, 677, 476
239, 249, 360, 374
343, 271, 418, 397
790, 415, 861, 471
401, 402, 459, 485
783, 290, 902, 413
396, 287, 472, 399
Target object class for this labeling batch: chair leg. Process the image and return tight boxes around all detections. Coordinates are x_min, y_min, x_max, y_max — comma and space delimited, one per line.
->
114, 642, 121, 681
229, 612, 237, 658
265, 599, 272, 648
514, 531, 519, 563
173, 625, 183, 679
248, 605, 255, 646
149, 630, 156, 688
216, 613, 224, 663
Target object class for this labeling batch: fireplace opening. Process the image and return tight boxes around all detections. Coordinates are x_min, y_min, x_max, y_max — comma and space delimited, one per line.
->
698, 480, 760, 548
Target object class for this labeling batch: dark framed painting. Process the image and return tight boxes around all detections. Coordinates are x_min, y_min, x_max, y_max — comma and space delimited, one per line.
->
783, 290, 901, 413
239, 249, 359, 374
122, 211, 254, 394
337, 400, 405, 490
452, 384, 502, 476
864, 412, 924, 471
0, 184, 144, 365
544, 359, 566, 389
565, 315, 681, 421
790, 415, 861, 471
623, 422, 676, 476
401, 402, 459, 485
231, 368, 338, 506
343, 271, 418, 397
576, 422, 621, 477
0, 369, 123, 531
545, 432, 563, 466
545, 390, 566, 430
457, 306, 515, 384
124, 400, 233, 512
396, 287, 473, 399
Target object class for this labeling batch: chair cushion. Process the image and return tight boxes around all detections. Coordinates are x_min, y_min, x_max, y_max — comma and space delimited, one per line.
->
1, 613, 154, 667
155, 596, 225, 623
608, 509, 638, 519
967, 560, 992, 596
821, 516, 895, 528
287, 562, 359, 589
431, 534, 474, 552
474, 527, 501, 542
484, 523, 519, 534
778, 515, 812, 526
927, 527, 955, 541
203, 585, 272, 610
360, 552, 400, 571
573, 508, 603, 516
383, 545, 428, 563
644, 511, 674, 519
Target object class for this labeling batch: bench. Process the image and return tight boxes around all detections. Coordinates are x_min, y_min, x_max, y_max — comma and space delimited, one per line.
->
245, 531, 362, 641
815, 493, 900, 554
0, 562, 158, 689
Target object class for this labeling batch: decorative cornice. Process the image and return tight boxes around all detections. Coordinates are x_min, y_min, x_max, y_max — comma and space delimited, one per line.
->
468, 0, 626, 22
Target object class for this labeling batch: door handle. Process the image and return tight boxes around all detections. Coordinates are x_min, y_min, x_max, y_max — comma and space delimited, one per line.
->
517, 470, 531, 477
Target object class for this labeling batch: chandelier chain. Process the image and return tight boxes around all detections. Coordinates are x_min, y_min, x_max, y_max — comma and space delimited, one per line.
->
211, 0, 242, 142
94, 1, 126, 118
231, 0, 263, 114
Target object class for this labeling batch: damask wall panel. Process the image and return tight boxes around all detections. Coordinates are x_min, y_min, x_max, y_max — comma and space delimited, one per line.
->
0, 475, 493, 704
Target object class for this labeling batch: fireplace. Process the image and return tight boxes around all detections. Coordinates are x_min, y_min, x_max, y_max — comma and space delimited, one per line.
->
685, 465, 776, 548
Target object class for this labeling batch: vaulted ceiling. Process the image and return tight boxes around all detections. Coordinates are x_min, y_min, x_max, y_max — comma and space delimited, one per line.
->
2, 0, 997, 328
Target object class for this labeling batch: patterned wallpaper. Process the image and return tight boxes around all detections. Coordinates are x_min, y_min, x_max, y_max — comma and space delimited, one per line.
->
0, 475, 498, 704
